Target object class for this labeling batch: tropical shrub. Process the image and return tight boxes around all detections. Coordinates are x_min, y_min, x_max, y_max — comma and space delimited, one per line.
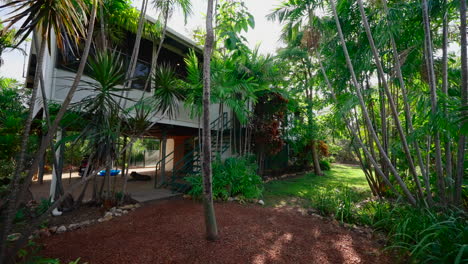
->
185, 155, 263, 200
306, 186, 468, 263
319, 160, 331, 171
360, 203, 467, 263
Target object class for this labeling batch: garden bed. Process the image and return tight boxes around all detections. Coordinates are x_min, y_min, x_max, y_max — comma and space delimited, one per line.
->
39, 199, 391, 264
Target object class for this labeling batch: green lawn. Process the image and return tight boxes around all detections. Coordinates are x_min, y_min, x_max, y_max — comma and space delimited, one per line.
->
263, 164, 371, 207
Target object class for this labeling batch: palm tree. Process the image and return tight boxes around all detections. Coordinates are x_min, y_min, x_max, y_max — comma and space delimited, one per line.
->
74, 51, 128, 202
380, 0, 433, 205
144, 0, 192, 91
124, 0, 149, 90
0, 23, 24, 67
268, 0, 324, 176
150, 63, 186, 184
421, 0, 446, 204
202, 0, 218, 241
327, 0, 416, 205
355, 0, 425, 202
455, 0, 467, 205
0, 0, 95, 260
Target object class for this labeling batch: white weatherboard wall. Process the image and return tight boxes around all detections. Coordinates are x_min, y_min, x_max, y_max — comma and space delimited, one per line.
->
52, 67, 222, 129
30, 30, 228, 130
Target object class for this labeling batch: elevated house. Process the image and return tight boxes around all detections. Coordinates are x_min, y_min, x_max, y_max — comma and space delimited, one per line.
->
26, 15, 234, 198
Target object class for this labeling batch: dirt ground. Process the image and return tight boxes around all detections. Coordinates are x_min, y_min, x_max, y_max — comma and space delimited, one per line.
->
40, 199, 391, 264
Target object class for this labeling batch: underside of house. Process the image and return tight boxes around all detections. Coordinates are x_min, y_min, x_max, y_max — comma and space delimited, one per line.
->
26, 21, 240, 202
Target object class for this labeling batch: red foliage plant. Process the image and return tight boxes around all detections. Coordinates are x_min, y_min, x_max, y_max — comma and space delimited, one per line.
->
253, 92, 288, 155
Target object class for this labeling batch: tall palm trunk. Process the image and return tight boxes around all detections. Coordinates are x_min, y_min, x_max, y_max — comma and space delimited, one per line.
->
455, 0, 467, 205
329, 0, 416, 205
121, 140, 133, 203
422, 0, 446, 204
357, 0, 425, 202
122, 0, 148, 107
202, 0, 218, 241
377, 75, 389, 183
33, 33, 62, 187
1, 5, 98, 256
220, 103, 224, 155
0, 34, 47, 262
441, 0, 452, 197
303, 59, 322, 176
381, 0, 432, 205
99, 3, 107, 50
160, 133, 167, 185
144, 3, 170, 91
318, 60, 399, 195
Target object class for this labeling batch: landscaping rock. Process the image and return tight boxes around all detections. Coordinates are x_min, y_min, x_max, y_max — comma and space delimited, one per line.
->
135, 203, 141, 208
104, 211, 113, 218
80, 220, 91, 226
56, 225, 67, 233
68, 223, 80, 230
227, 197, 234, 202
7, 233, 21, 242
119, 204, 134, 210
309, 213, 323, 219
115, 213, 122, 217
110, 207, 117, 213
116, 208, 123, 214
258, 200, 265, 206
183, 194, 191, 199
122, 210, 129, 215
49, 226, 58, 233
102, 214, 113, 222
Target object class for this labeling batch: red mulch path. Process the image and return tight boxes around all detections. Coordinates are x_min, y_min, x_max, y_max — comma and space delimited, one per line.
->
40, 199, 391, 264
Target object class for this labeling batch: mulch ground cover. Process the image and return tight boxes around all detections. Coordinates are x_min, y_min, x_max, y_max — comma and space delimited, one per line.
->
40, 199, 391, 264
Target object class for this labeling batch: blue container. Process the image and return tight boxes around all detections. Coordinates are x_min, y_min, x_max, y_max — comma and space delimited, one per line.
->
99, 170, 121, 176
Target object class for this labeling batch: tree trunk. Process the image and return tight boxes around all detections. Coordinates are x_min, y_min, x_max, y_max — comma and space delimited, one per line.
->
377, 75, 389, 183
160, 133, 167, 185
455, 0, 467, 205
105, 142, 112, 200
144, 4, 169, 92
0, 34, 46, 262
201, 0, 218, 241
122, 136, 127, 178
219, 103, 224, 156
329, 0, 416, 205
381, 0, 433, 205
122, 0, 148, 108
121, 141, 133, 203
442, 0, 453, 201
1, 6, 98, 259
318, 59, 399, 196
311, 140, 322, 176
357, 0, 425, 202
99, 3, 107, 50
422, 0, 446, 204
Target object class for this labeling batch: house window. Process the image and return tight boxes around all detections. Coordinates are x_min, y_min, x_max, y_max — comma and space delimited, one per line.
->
131, 59, 151, 91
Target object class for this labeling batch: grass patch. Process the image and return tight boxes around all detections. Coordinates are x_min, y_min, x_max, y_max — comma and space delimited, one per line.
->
263, 164, 370, 207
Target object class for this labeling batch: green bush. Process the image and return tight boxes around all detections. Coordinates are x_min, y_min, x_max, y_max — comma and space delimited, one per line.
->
319, 160, 331, 171
368, 205, 468, 263
185, 156, 263, 200
308, 185, 366, 223
308, 187, 468, 263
